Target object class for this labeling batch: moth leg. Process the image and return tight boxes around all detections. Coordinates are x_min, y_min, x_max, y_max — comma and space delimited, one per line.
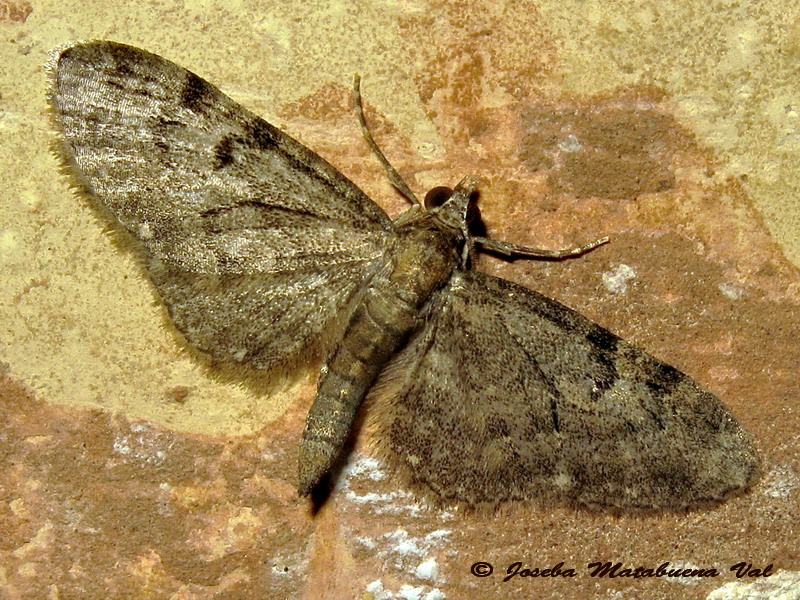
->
353, 74, 422, 210
461, 235, 476, 268
474, 235, 610, 259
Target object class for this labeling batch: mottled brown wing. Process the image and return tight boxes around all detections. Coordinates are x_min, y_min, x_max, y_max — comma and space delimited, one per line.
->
375, 270, 758, 510
51, 41, 397, 370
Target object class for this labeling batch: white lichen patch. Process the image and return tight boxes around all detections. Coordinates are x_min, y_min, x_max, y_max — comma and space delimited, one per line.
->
363, 580, 447, 600
339, 454, 433, 515
397, 585, 425, 600
378, 528, 451, 573
602, 263, 636, 294
112, 422, 171, 465
558, 134, 582, 153
761, 465, 799, 499
719, 282, 745, 300
706, 571, 800, 600
414, 558, 439, 582
340, 455, 389, 484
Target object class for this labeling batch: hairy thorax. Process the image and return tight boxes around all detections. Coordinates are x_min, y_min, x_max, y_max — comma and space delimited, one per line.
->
382, 221, 460, 313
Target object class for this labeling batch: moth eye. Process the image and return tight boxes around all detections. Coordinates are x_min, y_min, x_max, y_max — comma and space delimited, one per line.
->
424, 186, 453, 209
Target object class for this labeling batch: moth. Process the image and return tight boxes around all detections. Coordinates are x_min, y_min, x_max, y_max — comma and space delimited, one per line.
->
50, 41, 759, 510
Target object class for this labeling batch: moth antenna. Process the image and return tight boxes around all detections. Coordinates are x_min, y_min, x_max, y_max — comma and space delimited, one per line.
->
353, 74, 421, 207
474, 235, 610, 260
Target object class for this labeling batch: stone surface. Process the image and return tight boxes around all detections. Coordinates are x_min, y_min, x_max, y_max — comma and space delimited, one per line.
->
1, 0, 799, 598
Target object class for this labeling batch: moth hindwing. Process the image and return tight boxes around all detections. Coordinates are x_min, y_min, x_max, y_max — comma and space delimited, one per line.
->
50, 41, 759, 511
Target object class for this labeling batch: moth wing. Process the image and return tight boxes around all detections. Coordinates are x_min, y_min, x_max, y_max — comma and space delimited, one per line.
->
374, 270, 758, 510
51, 41, 397, 370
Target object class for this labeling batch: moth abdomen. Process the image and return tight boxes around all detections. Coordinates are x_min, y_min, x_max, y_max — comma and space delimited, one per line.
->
298, 223, 458, 495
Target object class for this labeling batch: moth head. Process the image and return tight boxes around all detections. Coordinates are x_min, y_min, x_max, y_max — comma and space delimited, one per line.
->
427, 176, 481, 233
